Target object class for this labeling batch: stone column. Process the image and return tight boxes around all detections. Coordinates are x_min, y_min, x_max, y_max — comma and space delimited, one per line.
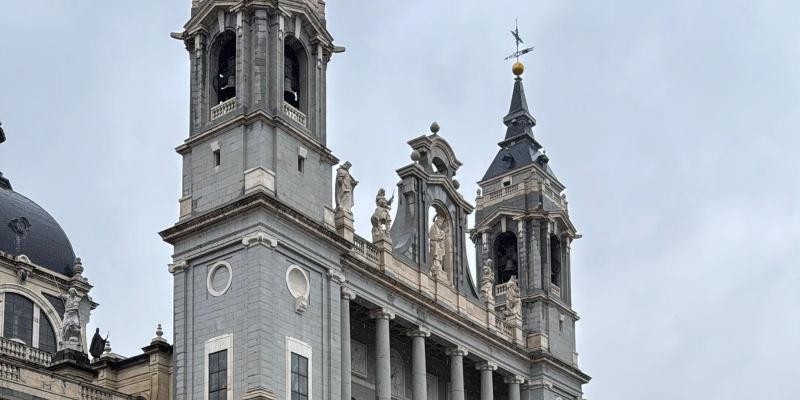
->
370, 308, 395, 400
505, 376, 525, 400
341, 288, 356, 400
445, 346, 468, 400
406, 327, 431, 400
520, 380, 532, 400
476, 362, 497, 400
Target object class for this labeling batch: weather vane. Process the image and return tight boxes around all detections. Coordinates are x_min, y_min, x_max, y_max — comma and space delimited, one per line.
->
505, 19, 534, 61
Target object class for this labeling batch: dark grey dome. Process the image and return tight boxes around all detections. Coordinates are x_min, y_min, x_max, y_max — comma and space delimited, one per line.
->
0, 185, 76, 276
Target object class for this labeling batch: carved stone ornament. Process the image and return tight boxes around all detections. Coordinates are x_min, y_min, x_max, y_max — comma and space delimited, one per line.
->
286, 265, 310, 314
371, 188, 394, 243
335, 161, 358, 214
242, 231, 278, 248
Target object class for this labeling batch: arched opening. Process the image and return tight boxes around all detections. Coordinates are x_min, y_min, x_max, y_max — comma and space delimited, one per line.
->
284, 37, 308, 113
550, 235, 562, 287
431, 157, 448, 176
494, 232, 518, 284
210, 30, 237, 105
2, 293, 58, 353
3, 292, 33, 345
427, 205, 452, 280
38, 315, 57, 353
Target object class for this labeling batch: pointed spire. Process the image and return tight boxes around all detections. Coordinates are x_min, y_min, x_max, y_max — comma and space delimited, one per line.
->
502, 73, 537, 140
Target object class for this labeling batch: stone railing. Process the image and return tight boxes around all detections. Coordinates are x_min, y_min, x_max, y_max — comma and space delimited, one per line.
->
353, 235, 379, 263
497, 316, 515, 338
477, 183, 522, 209
495, 281, 512, 297
283, 101, 307, 127
80, 384, 115, 400
0, 361, 21, 382
0, 337, 52, 366
211, 97, 237, 120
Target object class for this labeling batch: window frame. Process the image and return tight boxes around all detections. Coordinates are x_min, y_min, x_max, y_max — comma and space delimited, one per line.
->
286, 337, 312, 400
204, 334, 233, 400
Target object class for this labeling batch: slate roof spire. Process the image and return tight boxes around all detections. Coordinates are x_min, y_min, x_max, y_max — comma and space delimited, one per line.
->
502, 74, 537, 140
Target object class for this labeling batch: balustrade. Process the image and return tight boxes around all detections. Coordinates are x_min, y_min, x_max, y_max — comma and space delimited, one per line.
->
0, 336, 52, 366
283, 102, 307, 126
210, 97, 237, 120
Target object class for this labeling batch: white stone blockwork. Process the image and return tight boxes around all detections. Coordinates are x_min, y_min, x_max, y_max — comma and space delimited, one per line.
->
244, 167, 276, 195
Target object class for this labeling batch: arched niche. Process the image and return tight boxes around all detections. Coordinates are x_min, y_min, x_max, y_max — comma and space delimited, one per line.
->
209, 30, 237, 105
494, 231, 518, 284
427, 203, 453, 281
283, 36, 309, 114
550, 234, 562, 287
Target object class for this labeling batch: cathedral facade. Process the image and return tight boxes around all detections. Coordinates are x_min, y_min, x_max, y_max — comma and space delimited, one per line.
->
0, 1, 589, 399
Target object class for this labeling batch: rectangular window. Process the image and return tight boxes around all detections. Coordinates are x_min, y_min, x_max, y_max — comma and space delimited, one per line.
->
291, 352, 309, 400
213, 149, 221, 167
297, 156, 305, 173
208, 349, 228, 400
286, 337, 312, 400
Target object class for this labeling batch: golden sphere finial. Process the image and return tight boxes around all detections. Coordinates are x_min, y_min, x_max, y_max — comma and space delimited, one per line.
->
512, 61, 525, 76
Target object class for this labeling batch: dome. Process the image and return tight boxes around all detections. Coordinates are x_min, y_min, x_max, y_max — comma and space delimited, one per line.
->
0, 185, 77, 276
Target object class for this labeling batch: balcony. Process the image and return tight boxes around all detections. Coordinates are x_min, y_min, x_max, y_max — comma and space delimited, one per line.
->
210, 97, 237, 120
0, 336, 52, 366
283, 101, 307, 127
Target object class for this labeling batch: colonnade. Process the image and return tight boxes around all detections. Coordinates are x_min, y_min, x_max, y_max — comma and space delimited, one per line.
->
340, 290, 528, 400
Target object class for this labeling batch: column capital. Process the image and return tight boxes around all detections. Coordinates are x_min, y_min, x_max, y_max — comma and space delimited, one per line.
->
445, 345, 469, 357
327, 269, 346, 284
341, 287, 357, 301
504, 375, 526, 384
168, 260, 188, 274
368, 308, 395, 320
406, 326, 431, 338
475, 361, 498, 371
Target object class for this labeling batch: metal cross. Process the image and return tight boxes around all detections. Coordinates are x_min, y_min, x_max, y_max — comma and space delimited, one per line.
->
505, 19, 535, 61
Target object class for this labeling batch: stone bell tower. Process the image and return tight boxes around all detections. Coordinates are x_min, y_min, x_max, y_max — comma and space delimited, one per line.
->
173, 0, 339, 222
162, 2, 349, 400
473, 61, 587, 397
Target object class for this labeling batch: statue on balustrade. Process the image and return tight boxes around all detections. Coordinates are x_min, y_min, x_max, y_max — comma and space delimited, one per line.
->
505, 275, 521, 318
61, 288, 83, 351
480, 259, 495, 301
335, 161, 357, 214
429, 213, 447, 279
371, 188, 394, 242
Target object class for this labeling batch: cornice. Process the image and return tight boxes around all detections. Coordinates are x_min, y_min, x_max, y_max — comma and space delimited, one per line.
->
160, 191, 352, 253
176, 109, 338, 165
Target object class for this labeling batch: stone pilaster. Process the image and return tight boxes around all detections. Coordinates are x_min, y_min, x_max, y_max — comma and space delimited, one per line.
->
341, 288, 356, 400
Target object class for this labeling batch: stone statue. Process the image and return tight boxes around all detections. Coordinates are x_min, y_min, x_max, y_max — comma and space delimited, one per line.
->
89, 328, 107, 359
371, 188, 394, 242
335, 162, 357, 214
505, 275, 521, 318
479, 259, 495, 301
429, 213, 447, 278
61, 288, 83, 351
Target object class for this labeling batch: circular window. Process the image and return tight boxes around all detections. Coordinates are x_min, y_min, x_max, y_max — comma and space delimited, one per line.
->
207, 262, 232, 297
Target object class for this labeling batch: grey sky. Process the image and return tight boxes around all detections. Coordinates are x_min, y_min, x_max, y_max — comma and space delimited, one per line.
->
1, 1, 798, 399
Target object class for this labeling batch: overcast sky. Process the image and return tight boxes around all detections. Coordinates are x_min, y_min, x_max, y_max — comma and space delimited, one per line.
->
1, 1, 799, 399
